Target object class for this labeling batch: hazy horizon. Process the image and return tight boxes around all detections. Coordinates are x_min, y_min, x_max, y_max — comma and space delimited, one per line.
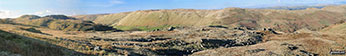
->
1, 0, 346, 18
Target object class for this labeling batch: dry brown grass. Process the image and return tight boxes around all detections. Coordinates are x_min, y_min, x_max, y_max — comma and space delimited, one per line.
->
0, 30, 71, 56
263, 33, 312, 41
0, 24, 103, 55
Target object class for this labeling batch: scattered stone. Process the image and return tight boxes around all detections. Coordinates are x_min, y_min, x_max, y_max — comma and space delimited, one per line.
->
150, 40, 189, 47
167, 27, 176, 31
299, 50, 318, 56
153, 49, 192, 55
263, 28, 267, 31
103, 38, 117, 41
267, 28, 279, 34
90, 36, 102, 40
201, 39, 235, 48
288, 45, 298, 50
267, 51, 279, 56
113, 43, 143, 47
144, 35, 156, 38
94, 46, 102, 51
246, 27, 255, 30
247, 49, 266, 53
208, 25, 228, 29
201, 28, 210, 31
152, 29, 160, 32
281, 43, 299, 50
129, 38, 170, 42
234, 27, 245, 31
234, 36, 262, 46
268, 28, 274, 31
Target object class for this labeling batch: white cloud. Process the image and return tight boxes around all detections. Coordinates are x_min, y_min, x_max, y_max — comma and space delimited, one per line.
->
34, 10, 54, 15
0, 10, 21, 18
31, 10, 84, 16
32, 10, 70, 16
0, 9, 83, 18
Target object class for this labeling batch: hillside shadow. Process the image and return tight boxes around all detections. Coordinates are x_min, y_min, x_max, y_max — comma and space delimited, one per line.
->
0, 30, 92, 56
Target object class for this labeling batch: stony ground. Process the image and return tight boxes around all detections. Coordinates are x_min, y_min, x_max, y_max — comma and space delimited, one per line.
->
0, 23, 345, 56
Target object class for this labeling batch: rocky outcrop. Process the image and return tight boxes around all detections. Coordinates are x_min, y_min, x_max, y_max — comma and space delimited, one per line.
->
201, 39, 235, 48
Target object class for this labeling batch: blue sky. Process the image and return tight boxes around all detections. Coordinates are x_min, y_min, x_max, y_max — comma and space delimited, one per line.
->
1, 0, 346, 18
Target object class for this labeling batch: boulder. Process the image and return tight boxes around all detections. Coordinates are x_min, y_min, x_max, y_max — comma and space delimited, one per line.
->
94, 46, 102, 51
167, 27, 176, 31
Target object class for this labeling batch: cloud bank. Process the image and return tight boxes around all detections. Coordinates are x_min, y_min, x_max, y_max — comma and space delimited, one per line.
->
0, 10, 21, 18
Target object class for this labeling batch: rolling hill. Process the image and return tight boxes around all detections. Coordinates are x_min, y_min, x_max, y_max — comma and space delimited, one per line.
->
79, 5, 346, 32
11, 15, 117, 31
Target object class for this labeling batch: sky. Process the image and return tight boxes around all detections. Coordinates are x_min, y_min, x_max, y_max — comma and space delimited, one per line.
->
1, 0, 346, 18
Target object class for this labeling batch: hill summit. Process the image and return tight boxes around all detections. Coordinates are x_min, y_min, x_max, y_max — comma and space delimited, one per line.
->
43, 15, 76, 20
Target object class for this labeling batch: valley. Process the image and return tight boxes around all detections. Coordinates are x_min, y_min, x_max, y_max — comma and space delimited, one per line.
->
1, 5, 346, 56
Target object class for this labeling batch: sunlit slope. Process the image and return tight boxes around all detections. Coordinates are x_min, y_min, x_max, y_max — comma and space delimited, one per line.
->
115, 9, 217, 27
11, 15, 116, 31
321, 22, 346, 34
90, 5, 346, 32
93, 12, 131, 25
73, 14, 109, 21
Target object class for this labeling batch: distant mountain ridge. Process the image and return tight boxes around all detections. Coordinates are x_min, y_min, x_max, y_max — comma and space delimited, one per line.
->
10, 15, 117, 31
71, 5, 346, 32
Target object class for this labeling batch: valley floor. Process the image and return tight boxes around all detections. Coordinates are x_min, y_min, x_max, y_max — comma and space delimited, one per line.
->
0, 23, 345, 56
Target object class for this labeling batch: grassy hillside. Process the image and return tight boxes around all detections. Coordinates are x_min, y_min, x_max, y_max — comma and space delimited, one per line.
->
93, 12, 131, 25
321, 21, 346, 34
89, 5, 346, 32
0, 30, 73, 56
11, 15, 117, 31
73, 14, 109, 21
114, 25, 175, 31
116, 9, 216, 27
47, 20, 94, 31
0, 19, 12, 24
